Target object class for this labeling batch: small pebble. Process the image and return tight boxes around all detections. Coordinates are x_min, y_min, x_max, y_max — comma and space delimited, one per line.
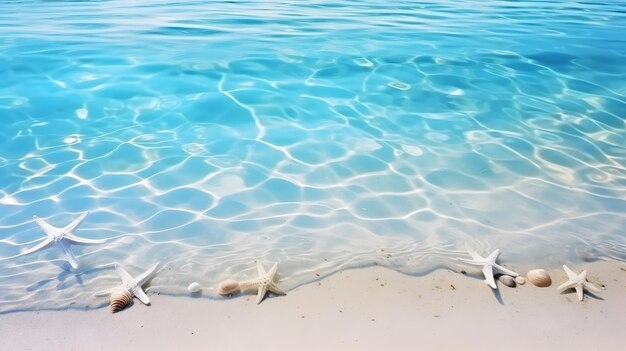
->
515, 276, 526, 285
388, 82, 411, 90
187, 282, 202, 293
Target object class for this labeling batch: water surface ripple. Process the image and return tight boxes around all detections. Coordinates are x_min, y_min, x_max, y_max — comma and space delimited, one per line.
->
0, 0, 625, 312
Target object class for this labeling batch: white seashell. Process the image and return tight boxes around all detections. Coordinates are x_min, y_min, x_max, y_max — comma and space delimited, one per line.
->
110, 289, 133, 313
498, 275, 516, 287
515, 276, 526, 285
187, 282, 202, 293
218, 279, 241, 296
527, 269, 552, 287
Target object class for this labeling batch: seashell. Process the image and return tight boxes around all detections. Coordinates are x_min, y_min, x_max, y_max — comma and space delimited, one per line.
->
498, 275, 516, 288
110, 289, 133, 313
527, 269, 552, 287
218, 279, 241, 296
187, 282, 202, 293
515, 276, 526, 285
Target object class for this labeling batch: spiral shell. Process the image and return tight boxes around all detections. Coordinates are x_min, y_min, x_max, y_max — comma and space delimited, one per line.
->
110, 289, 133, 313
218, 279, 241, 296
527, 269, 552, 287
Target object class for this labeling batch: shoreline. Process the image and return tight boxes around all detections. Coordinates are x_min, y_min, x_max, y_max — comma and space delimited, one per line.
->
2, 260, 625, 350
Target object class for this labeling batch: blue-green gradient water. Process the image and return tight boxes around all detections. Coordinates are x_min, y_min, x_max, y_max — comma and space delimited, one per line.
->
0, 0, 625, 312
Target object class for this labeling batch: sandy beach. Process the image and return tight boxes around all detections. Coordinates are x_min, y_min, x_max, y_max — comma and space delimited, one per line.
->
1, 260, 624, 350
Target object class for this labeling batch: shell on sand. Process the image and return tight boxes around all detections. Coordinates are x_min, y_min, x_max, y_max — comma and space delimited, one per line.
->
218, 279, 241, 295
527, 269, 552, 287
515, 276, 526, 285
187, 282, 202, 293
110, 289, 133, 313
498, 275, 516, 287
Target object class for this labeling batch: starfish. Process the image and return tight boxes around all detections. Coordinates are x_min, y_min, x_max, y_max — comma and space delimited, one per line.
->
21, 211, 105, 269
557, 265, 601, 301
459, 244, 519, 289
239, 261, 286, 304
95, 263, 160, 305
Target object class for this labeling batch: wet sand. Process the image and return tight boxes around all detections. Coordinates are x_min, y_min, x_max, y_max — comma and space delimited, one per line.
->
1, 261, 624, 350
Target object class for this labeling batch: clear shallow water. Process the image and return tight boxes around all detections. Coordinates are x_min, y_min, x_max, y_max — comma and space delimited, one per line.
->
1, 0, 625, 312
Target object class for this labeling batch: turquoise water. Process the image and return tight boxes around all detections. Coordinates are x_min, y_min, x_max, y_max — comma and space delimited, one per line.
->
1, 0, 625, 312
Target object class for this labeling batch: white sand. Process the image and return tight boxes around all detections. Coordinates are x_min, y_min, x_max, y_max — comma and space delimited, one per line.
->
1, 261, 624, 350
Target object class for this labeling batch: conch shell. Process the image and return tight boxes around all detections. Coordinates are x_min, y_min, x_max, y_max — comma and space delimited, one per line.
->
218, 279, 241, 296
110, 289, 133, 313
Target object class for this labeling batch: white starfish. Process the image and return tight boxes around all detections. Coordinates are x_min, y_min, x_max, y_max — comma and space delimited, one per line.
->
459, 244, 519, 289
557, 265, 601, 301
21, 211, 105, 269
239, 261, 286, 304
95, 263, 160, 305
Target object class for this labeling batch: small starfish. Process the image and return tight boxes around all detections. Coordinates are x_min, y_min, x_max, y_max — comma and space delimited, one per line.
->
459, 244, 519, 289
239, 261, 286, 304
557, 265, 601, 301
21, 211, 105, 269
95, 263, 160, 305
